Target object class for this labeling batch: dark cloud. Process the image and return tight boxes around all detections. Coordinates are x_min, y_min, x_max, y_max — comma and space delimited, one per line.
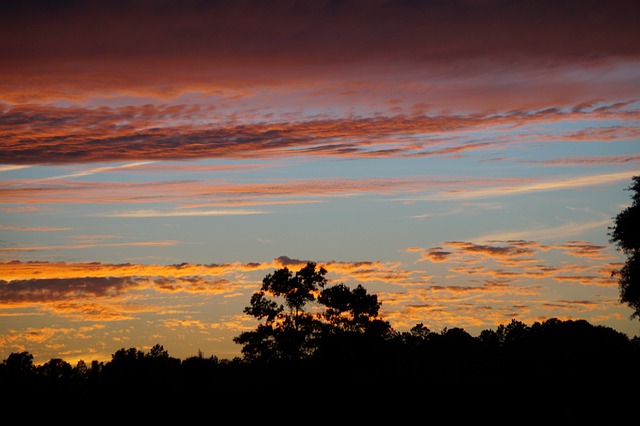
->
447, 241, 536, 257
1, 0, 638, 107
274, 256, 310, 267
2, 0, 638, 69
425, 248, 452, 262
0, 277, 137, 303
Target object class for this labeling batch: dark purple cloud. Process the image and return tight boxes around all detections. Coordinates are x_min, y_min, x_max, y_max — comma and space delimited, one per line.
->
1, 0, 638, 104
3, 0, 638, 67
0, 277, 138, 303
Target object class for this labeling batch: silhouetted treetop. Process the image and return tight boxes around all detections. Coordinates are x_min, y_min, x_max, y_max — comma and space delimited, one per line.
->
233, 262, 392, 363
610, 175, 640, 318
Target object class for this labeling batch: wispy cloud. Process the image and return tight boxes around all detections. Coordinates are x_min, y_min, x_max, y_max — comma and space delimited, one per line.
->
521, 155, 640, 166
0, 175, 441, 205
2, 103, 638, 165
0, 225, 72, 232
473, 219, 613, 242
100, 209, 269, 218
414, 171, 638, 201
38, 161, 155, 181
0, 240, 179, 252
179, 199, 325, 208
0, 165, 30, 172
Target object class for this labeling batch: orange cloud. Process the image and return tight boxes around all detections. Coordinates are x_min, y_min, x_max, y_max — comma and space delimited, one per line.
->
0, 260, 270, 281
405, 239, 621, 288
552, 241, 614, 260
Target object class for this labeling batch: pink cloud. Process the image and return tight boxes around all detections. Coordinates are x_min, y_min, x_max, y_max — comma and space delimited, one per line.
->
3, 102, 637, 167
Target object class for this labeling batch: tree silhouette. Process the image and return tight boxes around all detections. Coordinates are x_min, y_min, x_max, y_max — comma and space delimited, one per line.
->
233, 262, 328, 363
319, 283, 389, 334
0, 351, 36, 392
234, 262, 395, 365
312, 282, 395, 374
38, 358, 73, 391
609, 175, 640, 318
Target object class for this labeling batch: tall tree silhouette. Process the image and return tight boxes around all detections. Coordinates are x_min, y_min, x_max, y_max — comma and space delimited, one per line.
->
609, 175, 640, 318
233, 262, 328, 363
234, 262, 393, 364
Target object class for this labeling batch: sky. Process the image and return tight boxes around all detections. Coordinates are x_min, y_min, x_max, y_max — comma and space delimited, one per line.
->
1, 0, 639, 366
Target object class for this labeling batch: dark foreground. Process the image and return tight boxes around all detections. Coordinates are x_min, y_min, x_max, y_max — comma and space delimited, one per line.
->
3, 318, 638, 423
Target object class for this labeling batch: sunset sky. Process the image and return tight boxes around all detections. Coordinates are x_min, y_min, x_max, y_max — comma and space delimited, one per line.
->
1, 0, 640, 365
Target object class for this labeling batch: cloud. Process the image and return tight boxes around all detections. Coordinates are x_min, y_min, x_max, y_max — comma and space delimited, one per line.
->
445, 241, 536, 258
0, 277, 138, 303
0, 260, 270, 283
0, 225, 72, 231
0, 257, 424, 328
180, 199, 325, 209
0, 175, 442, 206
0, 240, 179, 252
273, 256, 309, 267
563, 126, 640, 142
417, 171, 638, 201
405, 239, 620, 288
0, 165, 30, 172
1, 1, 638, 100
37, 161, 155, 181
473, 219, 614, 242
0, 257, 427, 301
273, 256, 422, 285
100, 209, 269, 218
553, 241, 613, 260
522, 155, 640, 166
405, 246, 452, 262
0, 260, 273, 322
1, 100, 638, 165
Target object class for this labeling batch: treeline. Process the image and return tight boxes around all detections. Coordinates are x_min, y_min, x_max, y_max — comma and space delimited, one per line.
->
3, 261, 640, 420
1, 318, 639, 418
